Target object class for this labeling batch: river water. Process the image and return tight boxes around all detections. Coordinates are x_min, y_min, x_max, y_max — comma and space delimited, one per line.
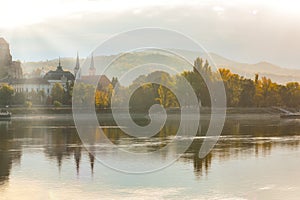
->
0, 114, 300, 199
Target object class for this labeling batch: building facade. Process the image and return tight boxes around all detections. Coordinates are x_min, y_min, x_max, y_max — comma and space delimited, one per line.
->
43, 58, 75, 91
11, 78, 50, 94
11, 58, 75, 97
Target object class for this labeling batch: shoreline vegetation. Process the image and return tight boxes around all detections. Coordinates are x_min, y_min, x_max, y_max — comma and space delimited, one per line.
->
5, 106, 292, 115
1, 57, 300, 112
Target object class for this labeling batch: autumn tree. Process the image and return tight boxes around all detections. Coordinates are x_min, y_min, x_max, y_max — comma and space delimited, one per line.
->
218, 69, 242, 107
95, 84, 114, 109
156, 85, 178, 108
284, 82, 300, 107
256, 77, 281, 107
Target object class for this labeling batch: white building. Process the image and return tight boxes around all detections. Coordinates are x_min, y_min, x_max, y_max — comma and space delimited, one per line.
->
11, 78, 51, 95
12, 58, 75, 96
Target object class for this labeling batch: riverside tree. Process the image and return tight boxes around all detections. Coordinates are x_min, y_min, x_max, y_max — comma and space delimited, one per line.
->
0, 84, 14, 105
51, 83, 64, 104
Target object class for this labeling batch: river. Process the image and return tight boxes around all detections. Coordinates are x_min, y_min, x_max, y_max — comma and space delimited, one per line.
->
0, 114, 300, 199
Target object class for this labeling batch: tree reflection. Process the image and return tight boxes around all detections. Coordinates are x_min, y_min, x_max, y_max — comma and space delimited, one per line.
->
0, 121, 22, 185
0, 116, 300, 182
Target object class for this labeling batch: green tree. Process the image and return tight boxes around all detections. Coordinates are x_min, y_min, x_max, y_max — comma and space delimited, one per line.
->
129, 83, 157, 113
25, 101, 32, 108
53, 100, 62, 107
182, 70, 211, 106
72, 82, 96, 105
63, 81, 73, 105
13, 92, 26, 105
239, 78, 255, 107
29, 90, 46, 105
0, 84, 14, 105
156, 85, 178, 108
51, 83, 64, 104
38, 90, 46, 104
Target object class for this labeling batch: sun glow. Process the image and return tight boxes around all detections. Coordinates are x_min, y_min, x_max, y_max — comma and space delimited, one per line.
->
1, 0, 299, 29
0, 0, 200, 29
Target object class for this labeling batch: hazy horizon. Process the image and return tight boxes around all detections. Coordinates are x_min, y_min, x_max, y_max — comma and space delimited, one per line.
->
1, 0, 300, 69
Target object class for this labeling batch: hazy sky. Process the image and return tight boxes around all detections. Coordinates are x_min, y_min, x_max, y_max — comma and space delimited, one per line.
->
1, 0, 300, 69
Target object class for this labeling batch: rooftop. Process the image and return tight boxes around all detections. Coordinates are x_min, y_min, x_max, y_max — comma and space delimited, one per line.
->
80, 75, 111, 87
44, 59, 75, 81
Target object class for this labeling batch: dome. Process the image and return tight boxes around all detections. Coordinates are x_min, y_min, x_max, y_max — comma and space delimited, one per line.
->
43, 59, 75, 81
44, 69, 75, 81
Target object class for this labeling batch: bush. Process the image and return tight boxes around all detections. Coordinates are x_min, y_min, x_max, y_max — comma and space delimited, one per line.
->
53, 100, 62, 107
25, 101, 32, 108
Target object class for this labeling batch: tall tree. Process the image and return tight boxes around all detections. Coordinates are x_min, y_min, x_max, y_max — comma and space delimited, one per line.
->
285, 82, 300, 107
219, 69, 242, 107
239, 78, 255, 107
51, 83, 64, 103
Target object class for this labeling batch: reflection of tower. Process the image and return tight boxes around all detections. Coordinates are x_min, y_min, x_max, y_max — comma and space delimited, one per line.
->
74, 52, 80, 78
89, 152, 95, 175
89, 53, 96, 76
74, 147, 81, 175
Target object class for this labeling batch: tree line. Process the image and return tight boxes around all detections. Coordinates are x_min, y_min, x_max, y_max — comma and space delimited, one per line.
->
110, 57, 300, 110
0, 57, 299, 109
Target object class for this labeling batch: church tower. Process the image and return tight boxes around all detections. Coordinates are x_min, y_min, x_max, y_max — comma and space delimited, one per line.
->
89, 53, 96, 76
74, 52, 80, 78
57, 57, 63, 71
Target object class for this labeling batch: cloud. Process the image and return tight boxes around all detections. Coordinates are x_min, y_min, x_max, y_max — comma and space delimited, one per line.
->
1, 2, 300, 69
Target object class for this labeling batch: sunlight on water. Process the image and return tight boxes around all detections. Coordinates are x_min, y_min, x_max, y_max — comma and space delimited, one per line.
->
1, 114, 300, 199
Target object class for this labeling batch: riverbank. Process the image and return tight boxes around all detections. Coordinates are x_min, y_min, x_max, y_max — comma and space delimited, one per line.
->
5, 106, 291, 115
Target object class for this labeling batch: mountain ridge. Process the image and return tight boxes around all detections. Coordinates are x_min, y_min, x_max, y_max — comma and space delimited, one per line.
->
20, 52, 300, 84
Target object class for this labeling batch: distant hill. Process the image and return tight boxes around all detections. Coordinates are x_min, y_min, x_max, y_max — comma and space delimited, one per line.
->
204, 53, 300, 84
169, 49, 300, 84
22, 57, 77, 74
21, 51, 300, 84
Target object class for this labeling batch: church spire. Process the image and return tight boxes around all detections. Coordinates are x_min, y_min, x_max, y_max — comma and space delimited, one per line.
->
57, 57, 63, 71
89, 53, 96, 76
74, 52, 80, 78
90, 53, 95, 69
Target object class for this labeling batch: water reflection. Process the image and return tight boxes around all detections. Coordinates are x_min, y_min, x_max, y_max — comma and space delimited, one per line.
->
183, 117, 300, 177
0, 121, 22, 185
0, 115, 300, 183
